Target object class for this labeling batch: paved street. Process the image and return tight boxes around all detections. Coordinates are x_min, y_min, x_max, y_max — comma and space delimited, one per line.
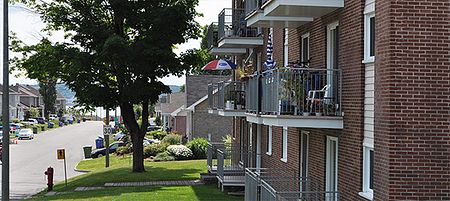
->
0, 121, 103, 200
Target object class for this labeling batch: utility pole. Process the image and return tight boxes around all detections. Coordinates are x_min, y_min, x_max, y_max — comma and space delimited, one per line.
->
105, 109, 110, 168
2, 0, 10, 200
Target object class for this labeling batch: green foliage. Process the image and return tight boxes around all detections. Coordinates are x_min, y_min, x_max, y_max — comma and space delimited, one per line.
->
29, 107, 40, 118
39, 80, 57, 118
12, 118, 20, 123
144, 143, 169, 158
149, 130, 166, 140
116, 146, 131, 156
154, 151, 175, 162
167, 145, 193, 160
161, 134, 181, 145
186, 138, 208, 159
222, 134, 232, 152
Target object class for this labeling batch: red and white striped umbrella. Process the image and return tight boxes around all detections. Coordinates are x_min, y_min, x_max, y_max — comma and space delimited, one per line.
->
202, 59, 237, 71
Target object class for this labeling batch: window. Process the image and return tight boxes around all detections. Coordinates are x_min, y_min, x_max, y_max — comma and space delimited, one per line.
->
360, 146, 374, 200
266, 126, 272, 155
281, 127, 288, 162
283, 28, 289, 67
326, 136, 339, 201
363, 0, 375, 63
301, 33, 310, 63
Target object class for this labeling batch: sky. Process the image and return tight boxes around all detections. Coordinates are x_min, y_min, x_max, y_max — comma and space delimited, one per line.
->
0, 0, 231, 86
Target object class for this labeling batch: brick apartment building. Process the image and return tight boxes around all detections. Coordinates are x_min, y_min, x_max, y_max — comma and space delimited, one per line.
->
205, 0, 450, 201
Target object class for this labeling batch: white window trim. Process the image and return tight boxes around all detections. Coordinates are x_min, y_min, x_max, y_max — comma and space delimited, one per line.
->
325, 136, 339, 198
363, 12, 375, 64
281, 126, 288, 162
283, 28, 289, 67
359, 145, 374, 200
266, 126, 272, 156
301, 33, 310, 63
300, 131, 309, 178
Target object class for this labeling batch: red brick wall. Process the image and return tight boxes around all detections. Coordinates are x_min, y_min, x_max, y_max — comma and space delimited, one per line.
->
374, 1, 450, 200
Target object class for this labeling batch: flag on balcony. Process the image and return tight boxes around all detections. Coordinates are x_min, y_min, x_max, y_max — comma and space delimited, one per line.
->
264, 28, 276, 70
202, 59, 237, 70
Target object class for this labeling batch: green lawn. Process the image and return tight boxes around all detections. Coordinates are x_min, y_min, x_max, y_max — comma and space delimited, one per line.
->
31, 186, 242, 201
52, 156, 207, 191
31, 155, 243, 201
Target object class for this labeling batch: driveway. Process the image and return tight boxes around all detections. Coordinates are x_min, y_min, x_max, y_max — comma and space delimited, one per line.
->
0, 121, 102, 200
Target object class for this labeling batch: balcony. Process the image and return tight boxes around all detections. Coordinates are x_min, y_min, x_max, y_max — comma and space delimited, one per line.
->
217, 8, 263, 48
245, 0, 342, 28
245, 168, 340, 201
206, 23, 246, 56
208, 81, 246, 117
245, 67, 343, 129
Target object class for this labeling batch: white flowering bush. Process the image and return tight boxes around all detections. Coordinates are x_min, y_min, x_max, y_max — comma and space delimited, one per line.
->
167, 145, 193, 160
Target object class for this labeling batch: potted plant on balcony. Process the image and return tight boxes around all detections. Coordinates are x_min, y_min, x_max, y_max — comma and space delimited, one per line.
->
315, 100, 323, 116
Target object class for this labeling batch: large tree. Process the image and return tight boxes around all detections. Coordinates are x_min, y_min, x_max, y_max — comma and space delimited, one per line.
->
13, 0, 200, 172
39, 80, 57, 118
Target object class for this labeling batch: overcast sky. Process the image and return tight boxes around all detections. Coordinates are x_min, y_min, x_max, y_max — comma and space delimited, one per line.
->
0, 0, 231, 86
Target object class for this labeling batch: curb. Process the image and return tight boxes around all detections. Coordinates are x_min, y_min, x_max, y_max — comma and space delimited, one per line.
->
73, 161, 92, 173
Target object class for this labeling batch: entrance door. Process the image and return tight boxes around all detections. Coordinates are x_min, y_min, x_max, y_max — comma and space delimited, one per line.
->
326, 136, 338, 201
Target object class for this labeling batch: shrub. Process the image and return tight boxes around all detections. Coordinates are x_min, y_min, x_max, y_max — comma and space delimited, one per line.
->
161, 134, 181, 145
167, 145, 193, 160
186, 138, 208, 159
116, 146, 130, 156
12, 118, 20, 123
222, 134, 232, 151
144, 143, 168, 158
149, 130, 166, 140
154, 151, 175, 162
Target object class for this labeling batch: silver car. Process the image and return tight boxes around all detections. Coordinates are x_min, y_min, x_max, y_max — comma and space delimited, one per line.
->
18, 129, 34, 140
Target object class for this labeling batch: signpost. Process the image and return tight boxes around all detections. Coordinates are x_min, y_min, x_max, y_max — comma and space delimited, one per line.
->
104, 109, 112, 168
57, 149, 68, 187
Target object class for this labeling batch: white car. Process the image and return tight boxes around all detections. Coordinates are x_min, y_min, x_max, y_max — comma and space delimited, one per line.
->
22, 119, 38, 126
18, 129, 34, 140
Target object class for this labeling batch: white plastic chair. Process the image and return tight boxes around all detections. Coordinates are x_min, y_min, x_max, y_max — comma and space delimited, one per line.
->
306, 85, 329, 113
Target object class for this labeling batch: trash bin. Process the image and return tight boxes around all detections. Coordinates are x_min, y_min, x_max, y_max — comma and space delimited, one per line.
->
32, 126, 38, 134
77, 119, 81, 124
58, 121, 63, 127
95, 138, 104, 149
48, 122, 54, 128
69, 120, 73, 124
83, 145, 93, 159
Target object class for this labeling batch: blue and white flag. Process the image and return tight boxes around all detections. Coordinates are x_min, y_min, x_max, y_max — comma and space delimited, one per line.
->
264, 28, 276, 70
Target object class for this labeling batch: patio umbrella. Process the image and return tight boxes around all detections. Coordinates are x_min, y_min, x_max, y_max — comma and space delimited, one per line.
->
202, 59, 237, 71
264, 28, 276, 70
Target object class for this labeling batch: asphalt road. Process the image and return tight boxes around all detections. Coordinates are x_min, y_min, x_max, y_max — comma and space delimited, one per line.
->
0, 121, 103, 200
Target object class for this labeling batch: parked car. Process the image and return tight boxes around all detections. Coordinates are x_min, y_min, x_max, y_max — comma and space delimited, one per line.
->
18, 129, 34, 140
22, 119, 38, 126
144, 138, 160, 144
147, 125, 161, 132
35, 117, 46, 124
113, 133, 126, 141
90, 141, 126, 158
49, 114, 58, 120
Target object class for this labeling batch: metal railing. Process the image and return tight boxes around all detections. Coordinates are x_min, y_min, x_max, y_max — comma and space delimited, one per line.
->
206, 23, 218, 49
207, 142, 225, 172
209, 81, 246, 111
245, 74, 259, 114
217, 146, 254, 184
245, 0, 261, 17
245, 168, 339, 201
218, 8, 259, 41
261, 67, 342, 116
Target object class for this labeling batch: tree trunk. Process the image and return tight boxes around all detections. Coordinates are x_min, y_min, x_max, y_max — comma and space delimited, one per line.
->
120, 102, 146, 172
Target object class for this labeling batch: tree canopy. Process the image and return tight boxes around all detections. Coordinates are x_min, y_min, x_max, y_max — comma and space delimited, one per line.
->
12, 0, 201, 172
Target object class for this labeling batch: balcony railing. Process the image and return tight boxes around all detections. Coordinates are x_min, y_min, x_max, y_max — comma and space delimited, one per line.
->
218, 8, 259, 41
206, 22, 218, 50
259, 67, 342, 116
216, 146, 254, 185
208, 81, 246, 111
245, 74, 259, 114
207, 142, 225, 172
245, 168, 340, 201
245, 0, 262, 17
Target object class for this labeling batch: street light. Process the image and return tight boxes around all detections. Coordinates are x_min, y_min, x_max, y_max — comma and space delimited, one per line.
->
2, 0, 11, 200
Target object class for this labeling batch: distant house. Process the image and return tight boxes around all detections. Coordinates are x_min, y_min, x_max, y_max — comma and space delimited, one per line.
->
55, 92, 67, 111
0, 84, 22, 120
11, 84, 44, 118
155, 92, 186, 133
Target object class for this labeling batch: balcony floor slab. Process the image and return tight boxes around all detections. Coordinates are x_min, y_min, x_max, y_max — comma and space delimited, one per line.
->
261, 114, 343, 129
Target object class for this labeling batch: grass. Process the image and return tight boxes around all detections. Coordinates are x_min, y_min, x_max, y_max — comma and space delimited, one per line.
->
30, 185, 243, 201
53, 156, 207, 191
30, 155, 243, 201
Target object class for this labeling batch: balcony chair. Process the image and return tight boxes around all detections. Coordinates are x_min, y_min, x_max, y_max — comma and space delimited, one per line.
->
306, 85, 330, 114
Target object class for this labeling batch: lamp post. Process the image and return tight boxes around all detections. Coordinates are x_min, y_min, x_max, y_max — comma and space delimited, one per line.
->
2, 0, 10, 200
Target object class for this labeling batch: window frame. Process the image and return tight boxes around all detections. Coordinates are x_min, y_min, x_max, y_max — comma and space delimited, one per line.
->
281, 126, 288, 162
360, 145, 374, 200
301, 33, 310, 63
363, 0, 375, 64
283, 28, 289, 67
266, 126, 272, 156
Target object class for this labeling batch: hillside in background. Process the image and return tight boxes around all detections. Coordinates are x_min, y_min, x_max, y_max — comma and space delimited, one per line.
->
32, 84, 182, 106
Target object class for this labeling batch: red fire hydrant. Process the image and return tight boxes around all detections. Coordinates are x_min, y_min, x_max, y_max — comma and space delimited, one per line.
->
44, 167, 54, 191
